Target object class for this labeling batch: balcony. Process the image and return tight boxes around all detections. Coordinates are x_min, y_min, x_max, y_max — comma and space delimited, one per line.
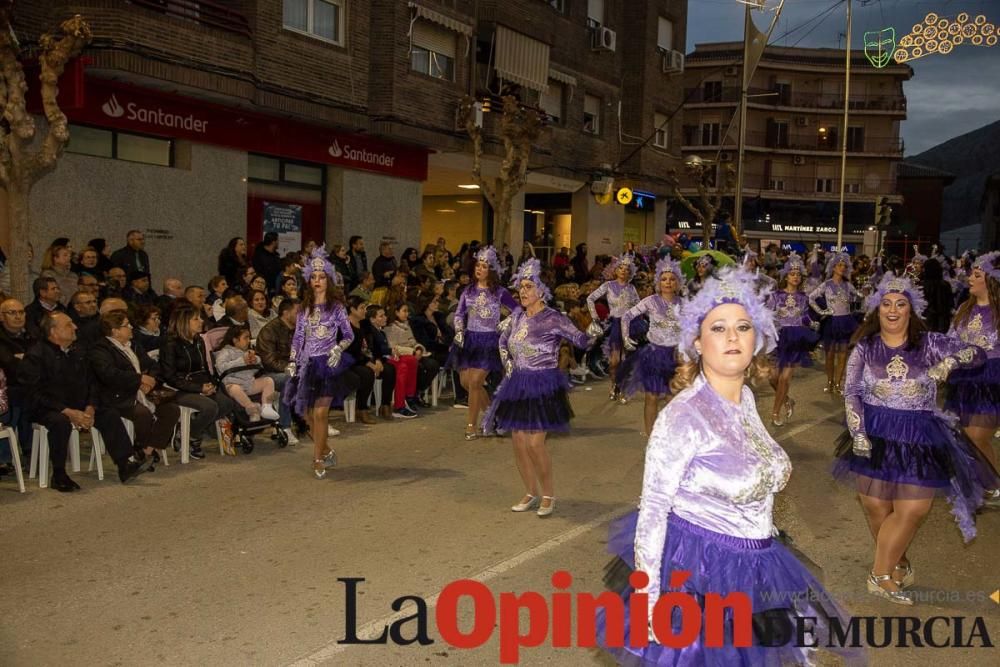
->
744, 174, 895, 197
129, 0, 252, 38
683, 86, 906, 113
745, 130, 903, 155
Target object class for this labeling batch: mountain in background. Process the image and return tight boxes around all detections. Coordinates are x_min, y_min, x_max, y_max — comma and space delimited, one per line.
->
906, 119, 1000, 232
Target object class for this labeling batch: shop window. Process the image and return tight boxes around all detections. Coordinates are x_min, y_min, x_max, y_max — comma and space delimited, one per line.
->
249, 155, 281, 181
583, 94, 601, 135
410, 21, 456, 81
653, 112, 669, 149
284, 162, 323, 186
66, 124, 172, 167
540, 82, 564, 124
283, 0, 344, 46
117, 133, 172, 166
248, 154, 324, 189
66, 125, 113, 159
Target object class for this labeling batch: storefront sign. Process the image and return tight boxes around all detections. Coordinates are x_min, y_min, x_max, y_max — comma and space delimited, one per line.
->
67, 78, 429, 181
263, 202, 303, 256
626, 190, 656, 211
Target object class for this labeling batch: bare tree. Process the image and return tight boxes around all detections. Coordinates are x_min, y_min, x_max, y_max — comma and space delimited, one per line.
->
1, 2, 91, 299
458, 94, 542, 250
665, 158, 737, 248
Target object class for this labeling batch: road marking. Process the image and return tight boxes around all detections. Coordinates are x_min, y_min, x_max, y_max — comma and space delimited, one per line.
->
285, 506, 629, 666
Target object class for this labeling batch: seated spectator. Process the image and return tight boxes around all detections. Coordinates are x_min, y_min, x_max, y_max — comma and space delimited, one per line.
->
218, 237, 249, 286
366, 304, 417, 419
213, 325, 279, 423
206, 275, 229, 318
0, 298, 34, 469
350, 271, 374, 302
249, 274, 268, 295
369, 286, 389, 307
275, 254, 303, 293
385, 302, 439, 408
103, 266, 127, 300
99, 297, 129, 317
39, 244, 77, 306
343, 296, 390, 423
73, 246, 105, 281
256, 298, 300, 442
87, 238, 115, 277
184, 284, 213, 323
229, 265, 256, 300
77, 273, 100, 298
20, 312, 148, 490
331, 244, 352, 287
414, 251, 438, 282
123, 270, 157, 306
273, 275, 300, 310
247, 289, 275, 338
157, 278, 184, 323
68, 290, 101, 350
134, 304, 164, 353
89, 310, 180, 464
25, 276, 66, 338
111, 230, 150, 277
252, 232, 282, 290
161, 303, 236, 459
220, 295, 249, 328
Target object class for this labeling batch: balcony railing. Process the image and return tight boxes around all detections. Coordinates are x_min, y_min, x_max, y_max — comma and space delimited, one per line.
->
129, 0, 252, 37
683, 86, 906, 112
743, 174, 894, 196
744, 131, 903, 154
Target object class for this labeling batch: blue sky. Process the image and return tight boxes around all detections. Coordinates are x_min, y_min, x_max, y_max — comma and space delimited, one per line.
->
685, 0, 1000, 155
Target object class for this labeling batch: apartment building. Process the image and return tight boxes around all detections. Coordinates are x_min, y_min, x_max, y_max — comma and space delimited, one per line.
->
679, 41, 911, 252
9, 0, 687, 285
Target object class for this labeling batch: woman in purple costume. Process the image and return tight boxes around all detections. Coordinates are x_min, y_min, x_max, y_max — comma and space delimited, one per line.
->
618, 257, 683, 436
586, 254, 640, 402
491, 259, 596, 518
597, 268, 859, 666
832, 273, 998, 605
284, 246, 357, 480
808, 251, 859, 393
766, 252, 819, 426
446, 246, 517, 440
946, 250, 1000, 508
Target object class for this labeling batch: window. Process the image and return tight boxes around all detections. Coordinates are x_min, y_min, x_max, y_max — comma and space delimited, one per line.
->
411, 21, 456, 81
657, 17, 674, 52
701, 122, 720, 146
284, 162, 324, 186
66, 124, 172, 167
653, 112, 669, 149
249, 155, 281, 181
846, 182, 861, 194
587, 0, 604, 25
816, 178, 834, 193
583, 94, 601, 135
774, 81, 791, 105
766, 119, 788, 148
847, 126, 865, 152
817, 126, 837, 150
283, 0, 344, 45
540, 83, 564, 124
248, 154, 325, 188
768, 179, 785, 191
703, 80, 723, 103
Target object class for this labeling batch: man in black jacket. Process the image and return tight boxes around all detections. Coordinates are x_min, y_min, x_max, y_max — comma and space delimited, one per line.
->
252, 232, 283, 290
0, 298, 35, 466
371, 241, 398, 288
110, 230, 151, 277
25, 276, 66, 339
19, 312, 148, 491
68, 290, 101, 350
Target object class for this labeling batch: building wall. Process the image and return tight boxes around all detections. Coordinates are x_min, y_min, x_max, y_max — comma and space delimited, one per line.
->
327, 168, 423, 254
29, 142, 247, 289
421, 197, 485, 250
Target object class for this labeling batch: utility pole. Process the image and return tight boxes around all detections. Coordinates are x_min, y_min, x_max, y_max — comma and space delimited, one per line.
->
835, 0, 853, 249
732, 3, 752, 244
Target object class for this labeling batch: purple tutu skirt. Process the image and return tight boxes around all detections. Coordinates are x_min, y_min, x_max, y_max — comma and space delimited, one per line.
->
774, 326, 819, 369
597, 512, 861, 667
603, 317, 625, 358
832, 404, 999, 542
445, 330, 502, 373
282, 353, 356, 416
822, 314, 857, 346
490, 368, 573, 433
618, 343, 678, 397
945, 357, 1000, 428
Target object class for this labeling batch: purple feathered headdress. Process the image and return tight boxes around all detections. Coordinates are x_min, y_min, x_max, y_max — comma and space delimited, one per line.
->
474, 245, 503, 276
972, 250, 1000, 282
302, 244, 342, 285
910, 244, 928, 264
864, 273, 927, 316
779, 251, 806, 280
604, 253, 637, 280
511, 258, 552, 302
678, 267, 778, 361
825, 251, 853, 279
654, 256, 684, 287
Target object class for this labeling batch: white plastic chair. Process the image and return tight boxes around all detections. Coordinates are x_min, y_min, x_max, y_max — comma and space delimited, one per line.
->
344, 395, 357, 423
90, 417, 169, 475
0, 425, 25, 493
29, 424, 82, 488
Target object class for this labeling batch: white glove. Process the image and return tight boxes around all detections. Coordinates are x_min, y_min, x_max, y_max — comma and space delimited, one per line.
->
928, 357, 957, 383
285, 362, 296, 377
852, 434, 872, 458
809, 320, 820, 331
623, 336, 637, 352
454, 329, 464, 348
586, 321, 603, 337
327, 346, 342, 369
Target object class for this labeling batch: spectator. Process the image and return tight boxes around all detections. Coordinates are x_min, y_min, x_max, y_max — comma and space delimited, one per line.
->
400, 247, 419, 271
123, 270, 158, 307
68, 290, 101, 350
161, 303, 236, 459
714, 211, 734, 251
920, 258, 954, 333
247, 289, 274, 338
20, 312, 148, 490
371, 241, 398, 288
86, 238, 115, 277
385, 302, 439, 407
342, 296, 381, 424
206, 276, 228, 320
77, 273, 100, 298
99, 297, 130, 317
0, 298, 34, 465
275, 254, 303, 293
184, 285, 213, 322
39, 244, 77, 306
331, 244, 352, 287
414, 251, 437, 282
218, 237, 249, 286
103, 266, 127, 300
227, 265, 257, 300
349, 271, 375, 301
111, 229, 150, 277
134, 304, 164, 353
366, 304, 417, 419
435, 237, 452, 264
157, 278, 184, 324
553, 246, 570, 283
256, 298, 299, 443
249, 274, 268, 295
73, 246, 104, 281
25, 276, 66, 338
89, 310, 180, 464
252, 232, 283, 289
348, 235, 368, 285
213, 325, 279, 423
570, 243, 589, 282
273, 275, 300, 310
221, 295, 249, 328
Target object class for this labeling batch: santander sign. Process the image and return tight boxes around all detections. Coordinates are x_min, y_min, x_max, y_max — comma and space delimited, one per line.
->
102, 94, 209, 133
328, 139, 396, 168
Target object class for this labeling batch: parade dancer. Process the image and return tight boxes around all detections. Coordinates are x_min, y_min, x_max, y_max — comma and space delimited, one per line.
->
832, 273, 997, 605
808, 251, 859, 393
446, 246, 517, 440
686, 254, 714, 296
586, 254, 639, 402
945, 251, 1000, 508
804, 243, 824, 293
767, 252, 818, 426
491, 259, 595, 518
742, 248, 775, 291
598, 268, 858, 665
619, 257, 683, 436
905, 245, 927, 280
284, 246, 358, 480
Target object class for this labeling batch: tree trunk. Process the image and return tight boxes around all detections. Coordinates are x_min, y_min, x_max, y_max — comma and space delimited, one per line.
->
6, 180, 31, 301
494, 177, 511, 250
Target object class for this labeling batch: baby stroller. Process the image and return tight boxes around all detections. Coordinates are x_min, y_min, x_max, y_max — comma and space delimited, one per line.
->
202, 328, 289, 454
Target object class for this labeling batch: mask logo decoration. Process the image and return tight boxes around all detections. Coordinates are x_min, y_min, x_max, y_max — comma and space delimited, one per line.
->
864, 27, 897, 68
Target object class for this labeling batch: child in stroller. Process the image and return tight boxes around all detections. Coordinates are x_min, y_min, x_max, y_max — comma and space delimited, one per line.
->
215, 325, 281, 422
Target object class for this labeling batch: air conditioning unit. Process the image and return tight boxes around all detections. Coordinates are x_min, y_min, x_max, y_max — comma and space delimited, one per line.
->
792, 155, 807, 166
718, 151, 734, 162
662, 49, 685, 74
795, 116, 809, 127
591, 177, 614, 195
724, 65, 739, 77
592, 26, 617, 52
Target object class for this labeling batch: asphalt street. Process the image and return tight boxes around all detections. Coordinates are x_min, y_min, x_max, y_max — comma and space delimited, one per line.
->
1, 366, 997, 666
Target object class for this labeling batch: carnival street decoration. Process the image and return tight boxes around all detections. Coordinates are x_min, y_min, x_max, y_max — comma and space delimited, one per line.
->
894, 12, 997, 63
864, 27, 896, 67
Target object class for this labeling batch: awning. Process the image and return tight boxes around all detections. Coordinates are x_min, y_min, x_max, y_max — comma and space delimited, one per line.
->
495, 25, 550, 92
548, 68, 577, 87
408, 2, 473, 36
